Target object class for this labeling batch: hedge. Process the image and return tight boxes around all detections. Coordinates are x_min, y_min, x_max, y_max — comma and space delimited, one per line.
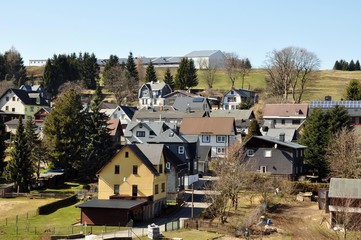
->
290, 182, 329, 195
38, 194, 78, 215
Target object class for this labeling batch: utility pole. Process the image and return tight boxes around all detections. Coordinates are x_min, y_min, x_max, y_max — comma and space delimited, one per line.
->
191, 183, 194, 218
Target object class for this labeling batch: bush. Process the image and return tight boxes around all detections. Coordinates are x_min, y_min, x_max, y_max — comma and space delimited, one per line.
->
290, 182, 329, 195
38, 194, 78, 215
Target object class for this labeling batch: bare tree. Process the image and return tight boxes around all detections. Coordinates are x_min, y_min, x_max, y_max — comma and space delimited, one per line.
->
103, 66, 133, 105
136, 57, 146, 83
198, 58, 219, 89
223, 52, 241, 89
326, 128, 361, 179
264, 46, 320, 103
239, 58, 252, 89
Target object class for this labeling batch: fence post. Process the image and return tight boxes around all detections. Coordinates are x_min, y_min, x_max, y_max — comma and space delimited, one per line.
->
35, 226, 36, 234
5, 218, 7, 226
72, 226, 74, 234
177, 218, 180, 229
165, 222, 167, 232
16, 215, 18, 225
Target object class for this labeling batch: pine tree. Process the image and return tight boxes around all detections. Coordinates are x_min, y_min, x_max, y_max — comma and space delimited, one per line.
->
24, 119, 43, 179
0, 54, 5, 81
81, 84, 115, 180
43, 88, 85, 179
349, 60, 356, 71
43, 59, 57, 96
126, 52, 139, 83
79, 52, 99, 89
0, 117, 6, 175
186, 59, 198, 89
333, 60, 341, 70
175, 58, 198, 90
299, 108, 330, 178
3, 117, 33, 192
104, 55, 119, 74
328, 105, 353, 135
145, 61, 157, 83
346, 79, 361, 100
244, 120, 262, 142
163, 68, 175, 89
356, 60, 361, 71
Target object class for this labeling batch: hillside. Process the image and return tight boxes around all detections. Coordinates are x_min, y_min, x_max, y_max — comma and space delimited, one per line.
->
26, 66, 361, 102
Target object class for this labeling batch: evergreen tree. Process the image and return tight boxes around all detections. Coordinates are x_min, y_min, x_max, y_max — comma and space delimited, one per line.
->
244, 120, 262, 142
349, 60, 356, 71
79, 52, 99, 89
24, 119, 43, 179
4, 47, 27, 87
0, 54, 5, 80
175, 58, 198, 90
43, 88, 84, 179
345, 79, 361, 100
0, 117, 6, 175
333, 60, 341, 70
356, 60, 361, 71
43, 59, 57, 96
81, 84, 115, 180
104, 55, 119, 74
3, 117, 33, 192
126, 52, 139, 83
299, 108, 330, 178
327, 105, 353, 135
145, 61, 157, 83
163, 68, 175, 89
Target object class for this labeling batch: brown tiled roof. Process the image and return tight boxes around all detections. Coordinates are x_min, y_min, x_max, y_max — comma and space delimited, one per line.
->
263, 103, 308, 117
180, 117, 235, 135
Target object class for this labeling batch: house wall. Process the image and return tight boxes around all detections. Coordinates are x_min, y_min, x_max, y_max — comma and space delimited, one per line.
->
81, 208, 129, 226
264, 118, 305, 129
222, 90, 241, 110
0, 91, 25, 115
97, 146, 167, 201
198, 135, 236, 158
24, 104, 43, 119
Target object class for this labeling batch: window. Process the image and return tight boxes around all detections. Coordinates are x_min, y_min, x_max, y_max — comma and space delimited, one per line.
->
6, 97, 9, 101
296, 150, 299, 158
281, 119, 285, 124
132, 185, 138, 197
155, 184, 159, 194
125, 151, 129, 158
5, 106, 8, 111
178, 146, 185, 154
292, 119, 301, 125
136, 131, 145, 137
161, 183, 165, 193
264, 150, 272, 157
247, 149, 255, 156
227, 97, 236, 102
133, 165, 138, 175
114, 165, 120, 174
159, 164, 163, 174
202, 135, 210, 143
216, 135, 225, 143
30, 107, 34, 112
12, 108, 15, 112
12, 97, 15, 101
260, 166, 267, 173
217, 147, 225, 155
114, 184, 120, 194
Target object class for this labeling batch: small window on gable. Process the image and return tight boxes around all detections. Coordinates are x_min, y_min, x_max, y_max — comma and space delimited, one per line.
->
6, 97, 9, 101
114, 184, 119, 194
114, 165, 120, 174
12, 97, 15, 101
133, 165, 138, 175
159, 164, 163, 174
5, 106, 8, 111
265, 150, 272, 158
247, 149, 255, 156
155, 184, 159, 194
178, 146, 185, 154
125, 152, 129, 158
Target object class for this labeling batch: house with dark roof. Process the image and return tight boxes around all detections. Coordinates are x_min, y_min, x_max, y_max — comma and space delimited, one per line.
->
0, 88, 51, 121
91, 144, 185, 225
138, 81, 172, 109
262, 103, 308, 129
179, 117, 237, 159
124, 121, 172, 144
328, 178, 361, 230
172, 96, 212, 115
100, 104, 137, 128
163, 90, 200, 106
184, 50, 225, 69
244, 135, 306, 180
222, 88, 257, 110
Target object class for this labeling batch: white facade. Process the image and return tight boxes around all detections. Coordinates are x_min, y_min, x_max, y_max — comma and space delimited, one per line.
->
0, 91, 25, 116
198, 134, 235, 158
28, 60, 47, 66
223, 90, 242, 110
138, 82, 172, 109
185, 50, 225, 69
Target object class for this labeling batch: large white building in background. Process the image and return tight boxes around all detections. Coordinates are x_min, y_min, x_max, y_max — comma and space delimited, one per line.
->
28, 50, 226, 69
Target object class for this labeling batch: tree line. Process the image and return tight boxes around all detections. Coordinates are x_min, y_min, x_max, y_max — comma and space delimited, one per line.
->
0, 47, 27, 87
333, 59, 361, 71
1, 85, 116, 192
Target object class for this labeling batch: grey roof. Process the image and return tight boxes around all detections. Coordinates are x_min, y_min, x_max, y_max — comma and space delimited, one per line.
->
263, 129, 296, 142
199, 146, 211, 162
184, 50, 220, 57
133, 109, 207, 121
329, 178, 361, 199
148, 129, 186, 143
210, 109, 255, 120
173, 97, 210, 112
181, 135, 199, 143
136, 144, 164, 165
77, 199, 147, 209
124, 121, 169, 138
251, 135, 306, 149
145, 81, 167, 91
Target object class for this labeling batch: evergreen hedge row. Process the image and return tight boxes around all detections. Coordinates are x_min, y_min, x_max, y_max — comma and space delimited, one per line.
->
38, 194, 78, 215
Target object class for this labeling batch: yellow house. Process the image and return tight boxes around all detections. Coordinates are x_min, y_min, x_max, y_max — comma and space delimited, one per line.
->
97, 144, 167, 219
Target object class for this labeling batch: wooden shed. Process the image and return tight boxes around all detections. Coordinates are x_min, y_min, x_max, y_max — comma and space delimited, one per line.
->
77, 199, 147, 226
0, 183, 14, 197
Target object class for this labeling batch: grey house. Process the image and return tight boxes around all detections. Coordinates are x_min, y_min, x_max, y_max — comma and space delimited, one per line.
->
244, 135, 306, 180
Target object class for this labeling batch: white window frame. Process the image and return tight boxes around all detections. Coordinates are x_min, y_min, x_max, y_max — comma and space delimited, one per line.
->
247, 149, 255, 156
216, 135, 225, 143
260, 166, 267, 173
136, 131, 145, 137
114, 184, 120, 194
178, 146, 185, 154
202, 135, 210, 143
216, 147, 225, 155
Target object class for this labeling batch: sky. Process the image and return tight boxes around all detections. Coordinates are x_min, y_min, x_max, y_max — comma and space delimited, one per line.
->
1, 0, 361, 69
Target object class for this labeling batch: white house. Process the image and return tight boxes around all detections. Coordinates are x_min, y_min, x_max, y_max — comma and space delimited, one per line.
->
222, 88, 257, 110
138, 81, 172, 109
184, 50, 225, 69
262, 103, 308, 129
28, 60, 47, 66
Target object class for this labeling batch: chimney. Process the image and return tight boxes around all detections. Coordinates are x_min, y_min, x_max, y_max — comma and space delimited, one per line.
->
279, 133, 285, 142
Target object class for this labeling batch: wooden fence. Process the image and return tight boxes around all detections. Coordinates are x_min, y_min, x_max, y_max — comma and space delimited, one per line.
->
184, 218, 236, 236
